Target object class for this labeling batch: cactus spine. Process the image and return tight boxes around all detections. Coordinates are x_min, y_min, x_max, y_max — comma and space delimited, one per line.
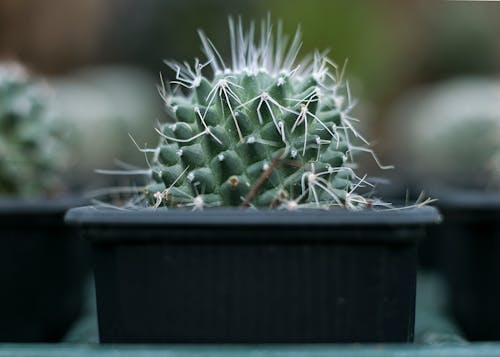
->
140, 18, 389, 210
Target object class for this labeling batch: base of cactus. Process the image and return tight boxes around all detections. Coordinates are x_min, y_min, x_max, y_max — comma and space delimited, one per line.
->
428, 187, 500, 341
0, 197, 90, 342
66, 206, 440, 343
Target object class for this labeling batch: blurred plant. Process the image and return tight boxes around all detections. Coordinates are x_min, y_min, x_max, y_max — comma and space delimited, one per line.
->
389, 77, 500, 189
50, 66, 162, 190
0, 62, 67, 197
109, 18, 392, 210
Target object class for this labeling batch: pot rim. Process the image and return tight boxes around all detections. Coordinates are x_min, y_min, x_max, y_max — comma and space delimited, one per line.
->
65, 205, 441, 227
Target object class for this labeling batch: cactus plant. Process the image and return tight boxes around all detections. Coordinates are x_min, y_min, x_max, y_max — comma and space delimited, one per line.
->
0, 62, 65, 197
390, 77, 500, 189
131, 18, 390, 210
51, 66, 163, 189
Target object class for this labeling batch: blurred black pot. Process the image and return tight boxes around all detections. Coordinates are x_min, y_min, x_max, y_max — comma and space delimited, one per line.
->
0, 197, 90, 342
429, 187, 500, 341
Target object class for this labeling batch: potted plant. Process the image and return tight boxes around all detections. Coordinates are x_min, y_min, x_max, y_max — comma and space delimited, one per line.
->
387, 78, 500, 340
66, 18, 440, 343
0, 62, 88, 342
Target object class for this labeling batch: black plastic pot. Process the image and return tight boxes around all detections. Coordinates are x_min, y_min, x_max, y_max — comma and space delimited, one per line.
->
0, 198, 90, 342
430, 188, 500, 341
66, 206, 441, 343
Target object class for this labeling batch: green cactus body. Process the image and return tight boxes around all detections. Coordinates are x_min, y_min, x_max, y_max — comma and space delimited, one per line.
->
0, 62, 64, 197
142, 19, 388, 210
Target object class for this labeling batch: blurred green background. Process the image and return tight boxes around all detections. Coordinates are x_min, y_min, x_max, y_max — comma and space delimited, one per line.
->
1, 0, 499, 190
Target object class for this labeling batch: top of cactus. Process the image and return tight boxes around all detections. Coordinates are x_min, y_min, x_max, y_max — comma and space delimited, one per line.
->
162, 17, 389, 160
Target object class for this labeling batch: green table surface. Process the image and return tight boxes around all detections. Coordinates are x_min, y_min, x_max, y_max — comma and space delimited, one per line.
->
1, 343, 500, 357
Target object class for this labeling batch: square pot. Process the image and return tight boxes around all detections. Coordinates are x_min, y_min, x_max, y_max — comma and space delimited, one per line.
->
66, 206, 441, 343
0, 198, 90, 342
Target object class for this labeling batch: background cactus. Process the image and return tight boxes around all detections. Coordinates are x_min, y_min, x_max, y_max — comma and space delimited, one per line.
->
0, 62, 66, 197
134, 18, 390, 210
389, 77, 500, 190
51, 65, 162, 190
